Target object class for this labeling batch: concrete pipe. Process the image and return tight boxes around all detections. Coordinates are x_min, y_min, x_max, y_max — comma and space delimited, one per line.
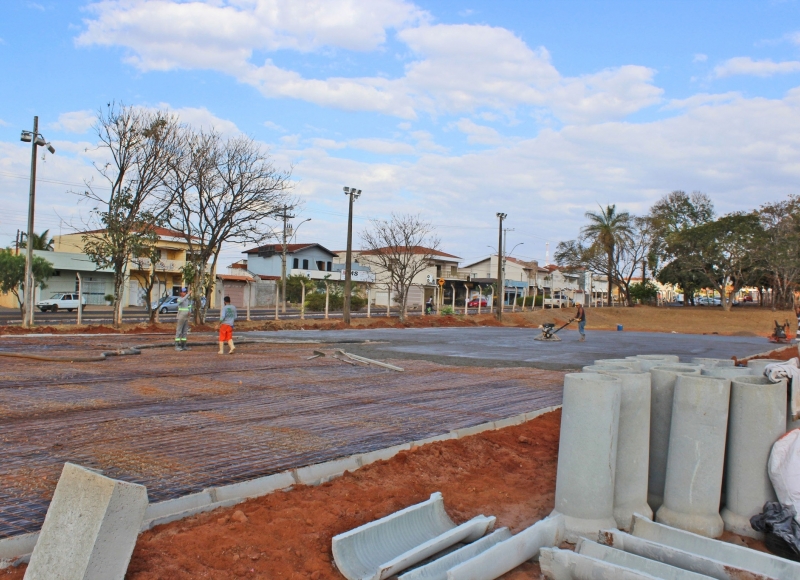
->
552, 373, 621, 542
656, 375, 731, 538
700, 366, 753, 379
691, 357, 734, 368
627, 354, 680, 372
746, 359, 783, 375
586, 367, 653, 529
721, 375, 787, 539
582, 364, 631, 373
594, 358, 643, 371
648, 365, 702, 513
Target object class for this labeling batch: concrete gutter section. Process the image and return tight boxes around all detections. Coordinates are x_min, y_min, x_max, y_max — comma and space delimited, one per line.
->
575, 538, 714, 580
539, 547, 661, 580
445, 514, 564, 580
631, 515, 800, 579
331, 492, 496, 580
397, 528, 511, 580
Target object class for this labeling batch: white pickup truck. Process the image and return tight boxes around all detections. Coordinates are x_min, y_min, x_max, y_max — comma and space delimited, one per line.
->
36, 292, 86, 312
543, 291, 573, 308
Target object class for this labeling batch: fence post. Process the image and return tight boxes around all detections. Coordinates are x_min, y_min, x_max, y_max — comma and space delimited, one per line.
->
77, 272, 82, 325
274, 283, 279, 320
324, 281, 329, 319
300, 280, 306, 320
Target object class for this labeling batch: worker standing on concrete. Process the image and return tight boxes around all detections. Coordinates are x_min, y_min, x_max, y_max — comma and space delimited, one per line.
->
174, 288, 191, 351
574, 302, 586, 342
218, 296, 237, 355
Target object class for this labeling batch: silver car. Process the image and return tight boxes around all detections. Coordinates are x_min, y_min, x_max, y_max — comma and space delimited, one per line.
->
152, 296, 180, 314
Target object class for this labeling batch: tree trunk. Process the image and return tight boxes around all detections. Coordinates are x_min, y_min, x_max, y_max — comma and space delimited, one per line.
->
607, 252, 613, 305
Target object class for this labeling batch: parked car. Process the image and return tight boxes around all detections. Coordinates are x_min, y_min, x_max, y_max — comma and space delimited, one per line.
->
467, 298, 488, 307
152, 296, 181, 314
544, 292, 573, 308
37, 292, 86, 313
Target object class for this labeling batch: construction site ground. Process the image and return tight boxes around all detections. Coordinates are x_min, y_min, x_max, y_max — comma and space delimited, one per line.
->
0, 317, 793, 578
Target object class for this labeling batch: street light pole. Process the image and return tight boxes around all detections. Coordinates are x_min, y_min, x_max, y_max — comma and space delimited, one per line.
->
496, 212, 506, 319
20, 117, 55, 328
342, 186, 362, 325
277, 206, 295, 313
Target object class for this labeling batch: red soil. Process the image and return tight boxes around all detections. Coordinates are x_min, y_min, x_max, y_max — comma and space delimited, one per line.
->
3, 410, 562, 580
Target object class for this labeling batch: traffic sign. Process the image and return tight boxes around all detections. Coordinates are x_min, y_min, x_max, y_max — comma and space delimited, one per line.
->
438, 278, 445, 286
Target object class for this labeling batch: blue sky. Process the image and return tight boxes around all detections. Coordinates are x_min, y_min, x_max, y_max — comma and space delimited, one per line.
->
2, 0, 800, 268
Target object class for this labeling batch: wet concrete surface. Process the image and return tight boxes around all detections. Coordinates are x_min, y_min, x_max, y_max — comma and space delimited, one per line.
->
248, 327, 773, 369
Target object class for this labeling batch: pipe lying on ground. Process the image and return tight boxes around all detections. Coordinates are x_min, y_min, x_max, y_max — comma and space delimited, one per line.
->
539, 547, 659, 580
656, 375, 731, 538
575, 538, 712, 580
647, 365, 701, 513
551, 373, 621, 542
721, 375, 787, 539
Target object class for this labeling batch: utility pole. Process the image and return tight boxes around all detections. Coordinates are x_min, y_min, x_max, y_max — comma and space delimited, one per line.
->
15, 230, 20, 255
277, 206, 295, 313
496, 213, 506, 319
20, 117, 55, 328
502, 227, 514, 315
342, 186, 362, 325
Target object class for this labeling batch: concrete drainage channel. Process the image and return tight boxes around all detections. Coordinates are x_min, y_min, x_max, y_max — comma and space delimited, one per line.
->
0, 405, 558, 573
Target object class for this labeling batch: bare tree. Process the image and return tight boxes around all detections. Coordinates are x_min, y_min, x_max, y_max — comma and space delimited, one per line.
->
167, 130, 292, 322
359, 214, 441, 322
130, 244, 166, 323
80, 104, 179, 327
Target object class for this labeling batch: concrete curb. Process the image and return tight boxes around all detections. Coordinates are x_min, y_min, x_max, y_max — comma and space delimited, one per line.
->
0, 405, 561, 567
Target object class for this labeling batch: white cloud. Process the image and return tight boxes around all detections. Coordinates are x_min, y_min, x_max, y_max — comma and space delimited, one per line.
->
263, 120, 286, 132
454, 118, 502, 145
397, 122, 412, 130
78, 6, 662, 123
693, 53, 707, 63
160, 105, 241, 136
348, 138, 415, 154
50, 110, 96, 133
0, 119, 9, 127
662, 92, 741, 110
309, 138, 346, 150
713, 57, 800, 78
77, 0, 427, 68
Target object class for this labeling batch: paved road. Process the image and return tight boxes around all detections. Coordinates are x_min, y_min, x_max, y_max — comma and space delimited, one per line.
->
248, 327, 777, 369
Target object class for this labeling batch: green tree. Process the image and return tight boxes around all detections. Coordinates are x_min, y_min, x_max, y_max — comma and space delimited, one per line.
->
754, 196, 800, 309
628, 281, 659, 304
0, 249, 54, 315
668, 213, 762, 311
581, 204, 633, 302
19, 229, 54, 251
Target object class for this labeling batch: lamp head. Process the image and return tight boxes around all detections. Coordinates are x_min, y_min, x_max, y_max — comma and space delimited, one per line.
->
34, 135, 46, 146
47, 144, 56, 154
343, 186, 350, 194
496, 212, 507, 220
20, 131, 32, 143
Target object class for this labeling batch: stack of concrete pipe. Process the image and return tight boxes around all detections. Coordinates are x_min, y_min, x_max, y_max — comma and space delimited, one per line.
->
553, 352, 794, 542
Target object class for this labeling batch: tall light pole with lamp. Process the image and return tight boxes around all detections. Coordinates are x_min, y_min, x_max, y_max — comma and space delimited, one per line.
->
495, 213, 506, 319
20, 116, 56, 328
342, 186, 361, 325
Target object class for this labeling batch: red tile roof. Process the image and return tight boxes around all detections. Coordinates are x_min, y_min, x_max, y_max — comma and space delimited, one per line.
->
216, 274, 255, 282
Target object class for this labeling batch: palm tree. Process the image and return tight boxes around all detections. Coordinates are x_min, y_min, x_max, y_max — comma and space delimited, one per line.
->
19, 229, 55, 251
581, 205, 633, 303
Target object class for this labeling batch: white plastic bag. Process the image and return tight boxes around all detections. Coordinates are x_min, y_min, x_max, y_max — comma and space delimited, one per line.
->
770, 429, 800, 523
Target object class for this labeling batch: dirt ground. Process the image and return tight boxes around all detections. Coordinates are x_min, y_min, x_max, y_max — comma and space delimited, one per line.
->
0, 305, 795, 337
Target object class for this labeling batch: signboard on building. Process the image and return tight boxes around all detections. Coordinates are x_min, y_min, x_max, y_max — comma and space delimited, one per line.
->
338, 270, 376, 283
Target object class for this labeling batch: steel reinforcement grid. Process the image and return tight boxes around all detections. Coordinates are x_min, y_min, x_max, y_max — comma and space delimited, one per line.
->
0, 337, 563, 538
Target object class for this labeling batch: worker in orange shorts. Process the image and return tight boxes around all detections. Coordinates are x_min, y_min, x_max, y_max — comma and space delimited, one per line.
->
218, 295, 237, 355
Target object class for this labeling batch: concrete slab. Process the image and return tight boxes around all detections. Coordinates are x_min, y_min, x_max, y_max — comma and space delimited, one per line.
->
24, 463, 148, 580
360, 443, 413, 464
631, 514, 800, 579
144, 491, 215, 522
397, 528, 512, 580
247, 328, 772, 370
446, 514, 564, 580
213, 471, 296, 502
294, 455, 362, 486
576, 538, 714, 580
0, 532, 38, 569
540, 548, 660, 580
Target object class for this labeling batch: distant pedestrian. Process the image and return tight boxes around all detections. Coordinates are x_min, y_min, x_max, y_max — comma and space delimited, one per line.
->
426, 297, 433, 314
175, 288, 191, 351
574, 302, 586, 342
218, 296, 237, 355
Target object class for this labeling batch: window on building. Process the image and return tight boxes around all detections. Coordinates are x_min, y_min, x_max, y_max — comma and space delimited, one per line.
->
293, 258, 299, 269
326, 261, 332, 271
316, 260, 324, 271
436, 265, 441, 277
450, 265, 457, 276
302, 259, 309, 269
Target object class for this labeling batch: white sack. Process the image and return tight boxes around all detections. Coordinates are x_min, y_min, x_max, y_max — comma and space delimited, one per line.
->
765, 358, 800, 421
769, 428, 800, 523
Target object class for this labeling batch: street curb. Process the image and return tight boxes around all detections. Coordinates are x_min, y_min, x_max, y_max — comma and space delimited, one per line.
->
0, 405, 561, 568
